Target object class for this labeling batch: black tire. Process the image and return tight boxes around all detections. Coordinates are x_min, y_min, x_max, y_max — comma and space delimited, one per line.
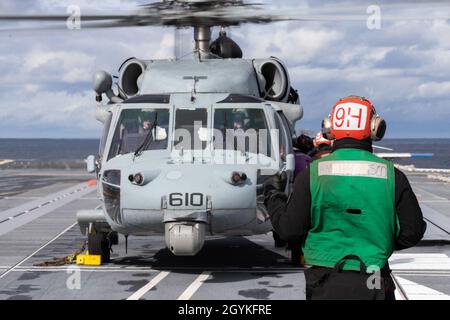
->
108, 232, 119, 245
88, 232, 110, 263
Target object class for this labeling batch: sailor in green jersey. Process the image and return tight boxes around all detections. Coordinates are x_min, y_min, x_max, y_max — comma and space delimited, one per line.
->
264, 96, 426, 300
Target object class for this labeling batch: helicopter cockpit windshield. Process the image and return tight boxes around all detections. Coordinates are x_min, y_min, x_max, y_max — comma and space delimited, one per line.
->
108, 108, 169, 160
213, 108, 272, 158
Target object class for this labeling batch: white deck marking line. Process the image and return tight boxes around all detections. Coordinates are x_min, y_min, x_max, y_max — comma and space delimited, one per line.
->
420, 200, 450, 203
3, 197, 41, 200
0, 184, 90, 225
0, 266, 306, 273
394, 276, 450, 300
3, 268, 160, 273
127, 271, 170, 300
0, 222, 77, 280
391, 274, 408, 300
394, 273, 450, 277
177, 271, 211, 300
415, 187, 447, 201
390, 253, 450, 271
424, 217, 450, 236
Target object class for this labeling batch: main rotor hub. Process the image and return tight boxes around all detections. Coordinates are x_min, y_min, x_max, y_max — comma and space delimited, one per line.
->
193, 26, 212, 56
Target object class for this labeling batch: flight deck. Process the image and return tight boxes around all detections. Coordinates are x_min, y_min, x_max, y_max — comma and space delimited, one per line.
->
0, 168, 449, 300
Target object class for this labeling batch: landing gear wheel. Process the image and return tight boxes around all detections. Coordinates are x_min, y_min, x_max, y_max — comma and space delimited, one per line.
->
88, 232, 110, 263
108, 231, 119, 245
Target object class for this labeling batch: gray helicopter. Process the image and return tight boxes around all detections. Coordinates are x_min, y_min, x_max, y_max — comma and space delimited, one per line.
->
79, 6, 303, 261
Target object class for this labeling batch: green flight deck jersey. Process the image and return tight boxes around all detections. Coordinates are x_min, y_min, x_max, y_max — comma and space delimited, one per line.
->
303, 148, 400, 271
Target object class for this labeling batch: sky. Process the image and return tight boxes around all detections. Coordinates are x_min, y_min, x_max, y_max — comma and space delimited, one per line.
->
0, 0, 450, 138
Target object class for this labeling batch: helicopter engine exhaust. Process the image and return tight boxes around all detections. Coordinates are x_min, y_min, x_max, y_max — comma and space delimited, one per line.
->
253, 59, 290, 102
118, 58, 146, 98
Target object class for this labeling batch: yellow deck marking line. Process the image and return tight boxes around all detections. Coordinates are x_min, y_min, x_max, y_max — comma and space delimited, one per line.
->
127, 271, 171, 300
177, 271, 211, 300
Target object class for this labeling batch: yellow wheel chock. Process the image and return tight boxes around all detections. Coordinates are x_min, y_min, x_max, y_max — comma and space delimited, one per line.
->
76, 250, 102, 266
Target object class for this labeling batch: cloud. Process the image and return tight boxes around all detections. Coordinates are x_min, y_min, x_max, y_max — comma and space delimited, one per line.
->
0, 0, 143, 13
1, 0, 450, 138
0, 88, 99, 138
23, 50, 96, 83
237, 23, 343, 64
411, 81, 450, 99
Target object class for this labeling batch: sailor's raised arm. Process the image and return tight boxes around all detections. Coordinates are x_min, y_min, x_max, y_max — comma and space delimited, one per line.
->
266, 168, 311, 242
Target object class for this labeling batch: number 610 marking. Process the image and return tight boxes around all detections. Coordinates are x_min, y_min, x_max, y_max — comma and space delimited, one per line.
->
169, 193, 204, 207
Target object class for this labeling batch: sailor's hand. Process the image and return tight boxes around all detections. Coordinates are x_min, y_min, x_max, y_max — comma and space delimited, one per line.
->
263, 172, 288, 194
263, 190, 288, 217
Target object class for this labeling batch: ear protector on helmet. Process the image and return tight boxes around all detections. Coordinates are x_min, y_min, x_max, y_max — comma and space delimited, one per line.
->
321, 116, 332, 139
321, 96, 386, 141
314, 131, 331, 147
370, 111, 386, 141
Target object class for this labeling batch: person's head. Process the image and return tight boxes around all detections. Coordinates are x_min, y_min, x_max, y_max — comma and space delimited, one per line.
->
294, 134, 314, 153
232, 113, 245, 130
313, 132, 331, 150
142, 117, 151, 130
322, 95, 386, 142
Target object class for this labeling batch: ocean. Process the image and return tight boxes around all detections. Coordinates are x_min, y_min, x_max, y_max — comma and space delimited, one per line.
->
0, 138, 449, 169
376, 139, 450, 169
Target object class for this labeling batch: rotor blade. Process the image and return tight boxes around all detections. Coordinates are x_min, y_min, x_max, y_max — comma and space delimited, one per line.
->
277, 14, 450, 22
0, 15, 165, 32
288, 0, 450, 15
1, 0, 449, 32
1, 12, 448, 33
0, 14, 132, 22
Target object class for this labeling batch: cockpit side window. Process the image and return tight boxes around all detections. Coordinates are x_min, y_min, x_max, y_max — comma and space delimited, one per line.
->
99, 111, 112, 162
108, 108, 170, 160
274, 111, 292, 163
213, 108, 271, 157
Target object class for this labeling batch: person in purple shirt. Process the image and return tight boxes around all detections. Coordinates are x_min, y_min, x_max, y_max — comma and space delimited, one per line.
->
293, 134, 313, 176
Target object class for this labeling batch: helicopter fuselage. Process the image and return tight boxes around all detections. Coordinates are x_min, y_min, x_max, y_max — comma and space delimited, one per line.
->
79, 57, 302, 256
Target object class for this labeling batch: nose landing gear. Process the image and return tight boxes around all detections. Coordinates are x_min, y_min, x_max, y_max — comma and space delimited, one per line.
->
87, 231, 118, 263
